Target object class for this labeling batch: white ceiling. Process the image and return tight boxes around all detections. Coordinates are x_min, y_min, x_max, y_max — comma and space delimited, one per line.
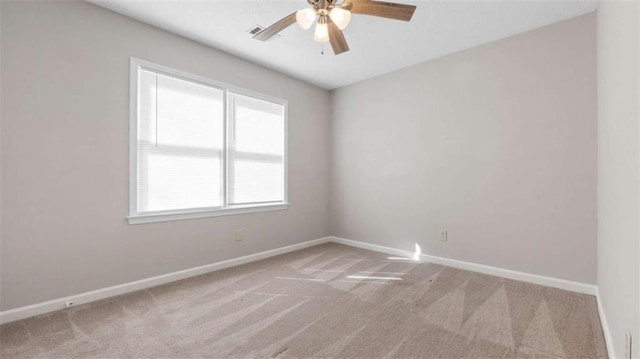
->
89, 0, 598, 89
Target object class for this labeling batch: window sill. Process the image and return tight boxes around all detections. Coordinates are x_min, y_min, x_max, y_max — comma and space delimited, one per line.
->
127, 203, 289, 225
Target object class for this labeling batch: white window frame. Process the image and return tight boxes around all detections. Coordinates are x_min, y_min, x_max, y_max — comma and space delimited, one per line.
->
127, 58, 288, 224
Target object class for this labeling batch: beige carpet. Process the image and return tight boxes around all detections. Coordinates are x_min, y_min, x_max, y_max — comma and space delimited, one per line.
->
0, 243, 607, 358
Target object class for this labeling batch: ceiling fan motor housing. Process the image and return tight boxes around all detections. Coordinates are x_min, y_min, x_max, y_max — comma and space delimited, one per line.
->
308, 0, 339, 12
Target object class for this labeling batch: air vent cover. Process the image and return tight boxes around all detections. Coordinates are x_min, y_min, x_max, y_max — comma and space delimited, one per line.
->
247, 25, 264, 35
248, 25, 280, 40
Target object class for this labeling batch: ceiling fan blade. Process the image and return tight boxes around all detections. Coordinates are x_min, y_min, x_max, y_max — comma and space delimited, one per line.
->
349, 0, 416, 21
327, 18, 349, 55
253, 12, 297, 41
338, 2, 354, 11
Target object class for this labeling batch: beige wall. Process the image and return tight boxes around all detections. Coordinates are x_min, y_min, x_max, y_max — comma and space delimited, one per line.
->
330, 14, 597, 284
0, 0, 609, 321
597, 1, 640, 357
0, 1, 331, 310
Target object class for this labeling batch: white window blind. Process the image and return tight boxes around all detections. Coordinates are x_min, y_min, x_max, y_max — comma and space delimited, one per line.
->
130, 59, 287, 224
228, 94, 285, 205
137, 69, 224, 213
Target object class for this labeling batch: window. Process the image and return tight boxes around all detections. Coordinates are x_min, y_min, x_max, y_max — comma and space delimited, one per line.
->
128, 59, 287, 224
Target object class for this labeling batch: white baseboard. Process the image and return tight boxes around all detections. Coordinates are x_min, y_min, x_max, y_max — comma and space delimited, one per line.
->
329, 236, 597, 295
330, 236, 418, 259
0, 237, 331, 325
596, 289, 616, 359
0, 235, 598, 325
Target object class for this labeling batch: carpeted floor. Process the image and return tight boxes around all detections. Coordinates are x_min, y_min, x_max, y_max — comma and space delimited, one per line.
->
0, 243, 607, 358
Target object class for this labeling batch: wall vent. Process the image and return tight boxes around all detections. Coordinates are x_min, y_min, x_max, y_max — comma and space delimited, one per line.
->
247, 25, 280, 40
248, 25, 264, 35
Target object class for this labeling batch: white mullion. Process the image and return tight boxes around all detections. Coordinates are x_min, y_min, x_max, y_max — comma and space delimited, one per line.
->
224, 92, 234, 209
220, 89, 229, 210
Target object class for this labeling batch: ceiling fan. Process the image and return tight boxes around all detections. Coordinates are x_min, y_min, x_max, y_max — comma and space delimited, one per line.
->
253, 0, 417, 55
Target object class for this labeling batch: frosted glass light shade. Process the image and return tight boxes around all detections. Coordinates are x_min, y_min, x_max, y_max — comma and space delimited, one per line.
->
296, 8, 316, 30
313, 21, 329, 42
329, 8, 351, 30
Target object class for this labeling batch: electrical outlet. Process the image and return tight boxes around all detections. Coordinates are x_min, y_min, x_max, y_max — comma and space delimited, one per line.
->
625, 330, 632, 359
235, 230, 244, 242
65, 301, 75, 308
439, 230, 448, 242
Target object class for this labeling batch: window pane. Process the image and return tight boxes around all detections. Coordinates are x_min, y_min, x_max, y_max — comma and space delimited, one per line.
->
157, 74, 222, 149
229, 94, 285, 205
230, 160, 284, 204
140, 150, 221, 212
234, 96, 284, 155
137, 69, 224, 212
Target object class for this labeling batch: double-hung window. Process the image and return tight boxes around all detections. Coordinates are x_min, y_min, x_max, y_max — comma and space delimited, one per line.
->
128, 59, 287, 224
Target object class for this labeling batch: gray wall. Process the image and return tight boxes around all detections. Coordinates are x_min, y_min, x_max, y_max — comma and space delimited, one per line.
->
0, 1, 331, 310
0, 1, 605, 315
597, 1, 640, 357
330, 14, 597, 284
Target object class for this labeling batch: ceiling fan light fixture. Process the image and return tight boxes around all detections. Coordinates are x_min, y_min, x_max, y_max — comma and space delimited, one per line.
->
312, 18, 329, 42
254, 0, 417, 55
329, 7, 352, 30
296, 8, 316, 30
